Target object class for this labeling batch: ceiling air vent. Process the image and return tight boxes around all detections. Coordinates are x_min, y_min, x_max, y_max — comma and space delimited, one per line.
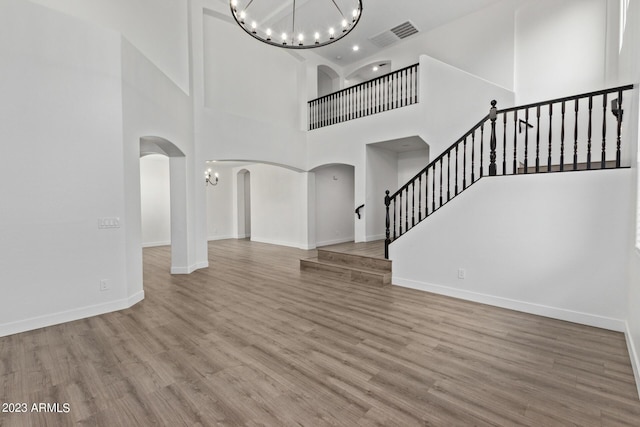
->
369, 21, 419, 48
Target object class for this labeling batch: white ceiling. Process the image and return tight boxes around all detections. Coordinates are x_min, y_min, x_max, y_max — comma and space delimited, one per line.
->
314, 0, 505, 66
229, 0, 505, 66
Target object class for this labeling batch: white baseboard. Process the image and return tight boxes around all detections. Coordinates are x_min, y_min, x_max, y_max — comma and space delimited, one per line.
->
208, 234, 235, 241
142, 240, 171, 248
625, 321, 640, 399
0, 291, 144, 338
393, 277, 626, 332
316, 237, 355, 247
249, 236, 314, 250
170, 261, 208, 274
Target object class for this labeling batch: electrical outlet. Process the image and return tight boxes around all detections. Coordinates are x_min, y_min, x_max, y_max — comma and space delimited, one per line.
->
100, 279, 110, 291
98, 217, 120, 229
458, 268, 466, 279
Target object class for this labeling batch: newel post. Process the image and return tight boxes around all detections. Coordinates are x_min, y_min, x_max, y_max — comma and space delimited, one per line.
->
489, 100, 498, 176
384, 190, 391, 260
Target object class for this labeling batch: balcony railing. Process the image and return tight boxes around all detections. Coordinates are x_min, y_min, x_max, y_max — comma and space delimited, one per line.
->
308, 63, 419, 130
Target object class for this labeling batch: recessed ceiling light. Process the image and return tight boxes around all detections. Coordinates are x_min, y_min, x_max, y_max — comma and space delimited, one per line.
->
352, 45, 359, 51
336, 55, 342, 60
372, 66, 379, 72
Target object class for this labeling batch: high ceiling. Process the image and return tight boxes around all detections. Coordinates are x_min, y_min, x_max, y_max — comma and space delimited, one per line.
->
313, 0, 505, 66
225, 0, 506, 66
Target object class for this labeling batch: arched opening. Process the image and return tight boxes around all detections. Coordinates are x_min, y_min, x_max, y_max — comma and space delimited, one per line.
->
317, 64, 340, 98
139, 136, 188, 274
236, 169, 251, 239
312, 164, 355, 247
345, 60, 392, 86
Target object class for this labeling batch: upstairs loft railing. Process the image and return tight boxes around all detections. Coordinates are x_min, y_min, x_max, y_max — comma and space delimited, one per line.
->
384, 84, 635, 258
308, 63, 419, 130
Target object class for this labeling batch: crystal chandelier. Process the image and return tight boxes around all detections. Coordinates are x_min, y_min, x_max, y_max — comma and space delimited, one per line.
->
230, 0, 363, 49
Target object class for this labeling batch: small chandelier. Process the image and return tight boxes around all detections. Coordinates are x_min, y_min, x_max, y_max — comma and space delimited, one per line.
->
230, 0, 363, 49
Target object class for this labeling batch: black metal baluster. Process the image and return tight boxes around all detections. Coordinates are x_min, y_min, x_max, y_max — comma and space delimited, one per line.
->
524, 108, 530, 173
425, 167, 430, 216
373, 79, 380, 114
588, 96, 593, 169
480, 124, 485, 178
405, 186, 409, 233
535, 106, 540, 173
513, 111, 518, 174
574, 99, 579, 170
384, 190, 390, 259
413, 65, 420, 104
331, 94, 335, 125
489, 100, 497, 176
439, 158, 443, 208
547, 103, 553, 172
502, 112, 507, 175
411, 181, 415, 227
560, 101, 565, 171
472, 129, 476, 183
455, 144, 459, 196
602, 93, 607, 169
393, 197, 397, 240
399, 190, 403, 236
431, 164, 436, 212
418, 173, 422, 221
404, 69, 408, 106
447, 151, 451, 200
616, 89, 623, 168
409, 67, 413, 105
393, 74, 400, 108
463, 137, 467, 190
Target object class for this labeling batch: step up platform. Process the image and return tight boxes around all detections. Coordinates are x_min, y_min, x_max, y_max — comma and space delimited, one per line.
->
300, 249, 392, 286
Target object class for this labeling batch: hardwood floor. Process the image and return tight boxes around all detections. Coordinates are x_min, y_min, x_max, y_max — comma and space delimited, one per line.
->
1, 239, 639, 426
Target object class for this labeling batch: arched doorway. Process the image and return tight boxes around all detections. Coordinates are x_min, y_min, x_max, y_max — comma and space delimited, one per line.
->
139, 136, 189, 274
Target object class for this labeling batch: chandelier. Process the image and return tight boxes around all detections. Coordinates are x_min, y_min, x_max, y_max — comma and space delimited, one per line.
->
230, 0, 363, 49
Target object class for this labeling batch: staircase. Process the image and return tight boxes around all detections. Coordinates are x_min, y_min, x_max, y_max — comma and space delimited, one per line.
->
384, 84, 634, 258
300, 247, 391, 286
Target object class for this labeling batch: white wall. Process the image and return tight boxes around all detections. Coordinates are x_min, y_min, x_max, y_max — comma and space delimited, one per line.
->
398, 149, 430, 186
391, 169, 632, 331
242, 164, 313, 249
0, 0, 132, 335
29, 0, 190, 93
366, 147, 398, 241
343, 0, 517, 91
140, 154, 171, 247
121, 37, 199, 276
314, 164, 355, 246
317, 68, 335, 98
515, 0, 608, 104
205, 163, 235, 240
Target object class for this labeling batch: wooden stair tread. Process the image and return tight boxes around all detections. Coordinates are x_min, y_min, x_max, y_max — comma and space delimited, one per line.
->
301, 257, 391, 275
317, 249, 392, 272
300, 256, 391, 286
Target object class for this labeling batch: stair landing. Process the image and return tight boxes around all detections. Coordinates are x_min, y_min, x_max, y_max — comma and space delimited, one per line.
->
300, 241, 391, 286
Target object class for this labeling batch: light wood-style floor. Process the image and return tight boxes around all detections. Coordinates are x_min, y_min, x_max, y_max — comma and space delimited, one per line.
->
1, 239, 640, 426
